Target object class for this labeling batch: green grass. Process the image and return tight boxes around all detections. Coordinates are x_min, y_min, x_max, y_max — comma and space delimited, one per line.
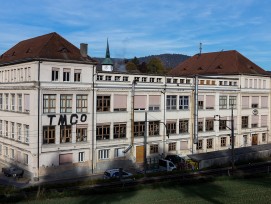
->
16, 175, 271, 204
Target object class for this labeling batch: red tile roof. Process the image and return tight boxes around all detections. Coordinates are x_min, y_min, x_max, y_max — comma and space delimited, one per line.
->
0, 32, 97, 65
169, 50, 269, 76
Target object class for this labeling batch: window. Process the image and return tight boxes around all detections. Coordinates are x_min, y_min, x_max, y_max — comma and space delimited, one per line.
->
113, 123, 126, 139
229, 96, 237, 109
17, 94, 22, 112
134, 95, 147, 110
0, 144, 2, 155
180, 79, 184, 84
205, 119, 214, 131
173, 79, 178, 83
25, 125, 29, 143
219, 96, 227, 109
261, 96, 268, 108
261, 115, 267, 127
242, 116, 249, 128
51, 68, 59, 81
17, 123, 22, 141
43, 95, 56, 113
114, 95, 127, 111
5, 121, 8, 137
74, 69, 81, 82
150, 78, 155, 82
262, 133, 267, 142
168, 142, 176, 151
198, 120, 203, 132
206, 95, 215, 109
97, 75, 103, 81
79, 152, 85, 162
186, 79, 191, 84
76, 95, 87, 113
221, 137, 227, 147
149, 95, 160, 111
166, 95, 177, 110
24, 94, 30, 112
11, 122, 15, 139
63, 68, 71, 81
23, 153, 28, 165
196, 139, 203, 150
150, 144, 158, 154
5, 94, 9, 110
76, 127, 87, 142
142, 77, 147, 82
96, 125, 110, 140
134, 77, 140, 82
97, 96, 110, 112
60, 94, 72, 113
219, 120, 227, 130
115, 148, 125, 158
123, 76, 128, 81
242, 96, 249, 109
251, 96, 259, 108
243, 135, 248, 146
5, 146, 8, 157
179, 120, 189, 133
10, 148, 14, 159
156, 78, 161, 82
207, 138, 213, 149
166, 122, 176, 134
251, 115, 259, 128
0, 94, 2, 110
149, 121, 159, 136
166, 78, 171, 83
105, 76, 111, 81
179, 96, 189, 110
198, 95, 204, 109
114, 76, 121, 81
43, 126, 55, 144
11, 94, 15, 111
134, 121, 145, 137
60, 125, 72, 143
98, 149, 109, 160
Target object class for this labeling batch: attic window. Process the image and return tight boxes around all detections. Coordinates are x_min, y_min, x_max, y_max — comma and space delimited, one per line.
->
249, 65, 254, 69
183, 67, 187, 70
26, 48, 31, 53
216, 65, 222, 69
12, 51, 15, 56
58, 47, 69, 53
198, 67, 203, 70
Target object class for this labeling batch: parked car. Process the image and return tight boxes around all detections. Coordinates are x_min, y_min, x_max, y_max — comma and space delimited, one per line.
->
2, 167, 24, 178
103, 168, 133, 179
158, 159, 177, 171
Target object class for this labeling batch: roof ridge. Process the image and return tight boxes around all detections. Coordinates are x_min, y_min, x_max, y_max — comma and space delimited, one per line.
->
37, 32, 57, 56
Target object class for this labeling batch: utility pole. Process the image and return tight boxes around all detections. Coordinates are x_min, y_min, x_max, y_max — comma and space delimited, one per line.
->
144, 111, 147, 177
214, 105, 235, 174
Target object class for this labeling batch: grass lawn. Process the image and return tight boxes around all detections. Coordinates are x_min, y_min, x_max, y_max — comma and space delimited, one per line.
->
17, 176, 271, 204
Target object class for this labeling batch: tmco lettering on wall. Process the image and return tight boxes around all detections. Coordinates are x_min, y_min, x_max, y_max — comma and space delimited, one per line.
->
48, 114, 87, 126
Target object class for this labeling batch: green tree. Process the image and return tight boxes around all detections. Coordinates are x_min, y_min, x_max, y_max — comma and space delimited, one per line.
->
126, 61, 138, 72
131, 57, 140, 66
147, 57, 165, 74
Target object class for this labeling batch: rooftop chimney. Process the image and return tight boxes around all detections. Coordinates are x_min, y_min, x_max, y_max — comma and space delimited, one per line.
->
80, 43, 88, 57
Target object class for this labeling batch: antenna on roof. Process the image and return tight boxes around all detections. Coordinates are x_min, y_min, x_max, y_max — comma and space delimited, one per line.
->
199, 42, 202, 54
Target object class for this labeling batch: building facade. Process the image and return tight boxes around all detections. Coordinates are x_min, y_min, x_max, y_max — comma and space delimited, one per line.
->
0, 33, 270, 180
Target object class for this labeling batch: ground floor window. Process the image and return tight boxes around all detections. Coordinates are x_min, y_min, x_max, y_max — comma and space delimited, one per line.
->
60, 125, 72, 143
220, 137, 227, 147
43, 126, 55, 144
168, 142, 176, 151
207, 138, 213, 149
150, 144, 158, 154
196, 139, 203, 150
79, 152, 85, 162
99, 149, 109, 159
114, 148, 125, 158
262, 133, 266, 142
23, 153, 28, 165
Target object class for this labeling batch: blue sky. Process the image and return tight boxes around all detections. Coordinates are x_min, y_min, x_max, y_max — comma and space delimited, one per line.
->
0, 0, 271, 70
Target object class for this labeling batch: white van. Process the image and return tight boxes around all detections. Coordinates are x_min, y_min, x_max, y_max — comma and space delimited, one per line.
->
159, 159, 177, 171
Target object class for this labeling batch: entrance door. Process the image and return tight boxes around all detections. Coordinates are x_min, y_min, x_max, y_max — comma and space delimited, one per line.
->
136, 145, 144, 163
252, 134, 258, 145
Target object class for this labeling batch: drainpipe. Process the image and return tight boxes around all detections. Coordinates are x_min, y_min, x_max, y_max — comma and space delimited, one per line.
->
193, 75, 199, 153
37, 61, 41, 181
91, 67, 96, 174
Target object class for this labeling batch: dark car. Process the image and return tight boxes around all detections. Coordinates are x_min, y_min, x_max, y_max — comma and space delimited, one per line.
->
165, 155, 186, 169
